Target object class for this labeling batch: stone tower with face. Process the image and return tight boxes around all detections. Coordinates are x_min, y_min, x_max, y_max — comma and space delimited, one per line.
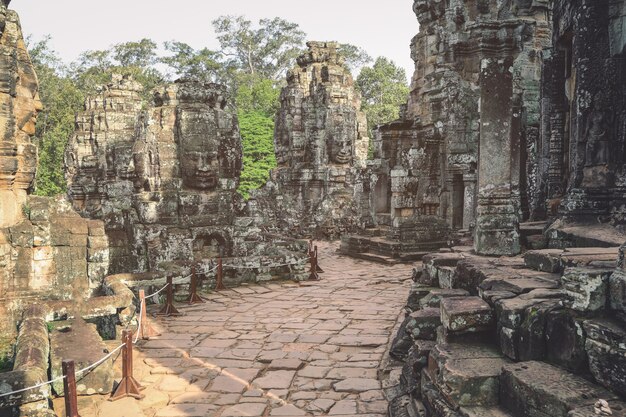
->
274, 41, 369, 170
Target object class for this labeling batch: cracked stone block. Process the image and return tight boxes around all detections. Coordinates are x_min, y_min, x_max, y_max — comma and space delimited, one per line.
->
49, 319, 113, 396
583, 318, 626, 397
428, 343, 508, 407
420, 289, 470, 309
562, 267, 611, 312
501, 361, 618, 417
406, 308, 441, 340
441, 297, 494, 333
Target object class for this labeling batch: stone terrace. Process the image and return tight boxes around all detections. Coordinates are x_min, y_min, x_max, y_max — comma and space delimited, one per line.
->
58, 242, 413, 417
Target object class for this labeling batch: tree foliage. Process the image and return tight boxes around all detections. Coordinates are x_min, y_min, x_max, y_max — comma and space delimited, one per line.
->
237, 111, 276, 199
213, 16, 306, 81
357, 57, 409, 134
161, 41, 222, 82
27, 36, 84, 196
70, 38, 164, 98
338, 43, 372, 73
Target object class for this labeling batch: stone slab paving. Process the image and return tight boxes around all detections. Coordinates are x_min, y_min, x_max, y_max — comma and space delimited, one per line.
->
68, 242, 413, 417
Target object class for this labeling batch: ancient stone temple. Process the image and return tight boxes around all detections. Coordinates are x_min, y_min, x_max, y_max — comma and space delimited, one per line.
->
249, 41, 371, 238
537, 0, 626, 244
66, 77, 307, 283
0, 3, 109, 339
342, 0, 551, 260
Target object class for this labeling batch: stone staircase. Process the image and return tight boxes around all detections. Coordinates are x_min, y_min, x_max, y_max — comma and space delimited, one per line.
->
387, 245, 626, 417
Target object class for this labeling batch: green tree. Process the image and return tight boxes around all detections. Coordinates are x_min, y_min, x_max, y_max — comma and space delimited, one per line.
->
357, 57, 409, 134
161, 41, 222, 82
235, 75, 280, 198
70, 38, 164, 98
213, 15, 306, 81
235, 73, 280, 117
238, 111, 276, 199
338, 43, 372, 73
27, 36, 85, 196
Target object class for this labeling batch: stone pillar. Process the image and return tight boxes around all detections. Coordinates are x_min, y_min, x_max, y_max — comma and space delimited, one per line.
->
463, 173, 477, 230
474, 58, 521, 256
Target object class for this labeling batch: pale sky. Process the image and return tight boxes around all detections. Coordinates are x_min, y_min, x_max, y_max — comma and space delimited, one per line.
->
13, 0, 418, 81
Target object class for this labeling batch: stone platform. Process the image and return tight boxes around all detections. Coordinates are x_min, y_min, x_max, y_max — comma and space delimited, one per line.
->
51, 242, 415, 417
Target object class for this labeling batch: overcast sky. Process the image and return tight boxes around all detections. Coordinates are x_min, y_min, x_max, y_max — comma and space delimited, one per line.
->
13, 0, 418, 81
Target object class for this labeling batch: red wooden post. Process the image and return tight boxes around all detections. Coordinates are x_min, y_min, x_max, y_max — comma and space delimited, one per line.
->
314, 245, 324, 273
156, 276, 181, 316
308, 244, 319, 281
188, 265, 205, 304
62, 360, 81, 417
109, 330, 144, 401
215, 257, 226, 290
139, 290, 160, 340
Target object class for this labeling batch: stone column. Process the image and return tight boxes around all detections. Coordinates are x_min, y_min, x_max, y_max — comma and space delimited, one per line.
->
474, 58, 521, 256
463, 173, 477, 230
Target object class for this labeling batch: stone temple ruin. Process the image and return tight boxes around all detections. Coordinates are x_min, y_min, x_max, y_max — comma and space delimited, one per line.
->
249, 41, 371, 238
2, 0, 626, 416
65, 76, 308, 285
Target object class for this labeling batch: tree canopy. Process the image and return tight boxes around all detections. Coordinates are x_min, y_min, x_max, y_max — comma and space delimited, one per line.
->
357, 56, 409, 135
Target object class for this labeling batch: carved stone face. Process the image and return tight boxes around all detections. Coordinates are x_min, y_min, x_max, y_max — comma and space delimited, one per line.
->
178, 111, 220, 190
328, 134, 352, 165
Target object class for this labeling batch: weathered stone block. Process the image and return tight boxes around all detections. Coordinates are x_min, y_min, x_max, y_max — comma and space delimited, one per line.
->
441, 297, 494, 333
501, 361, 618, 417
562, 267, 611, 312
50, 320, 113, 396
545, 310, 587, 373
407, 308, 441, 340
583, 318, 626, 397
429, 343, 508, 406
420, 289, 470, 309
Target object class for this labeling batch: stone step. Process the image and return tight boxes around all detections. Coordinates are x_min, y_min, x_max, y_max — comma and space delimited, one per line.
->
427, 343, 509, 408
49, 318, 114, 396
500, 361, 622, 417
524, 247, 619, 273
441, 297, 494, 334
342, 250, 403, 264
459, 406, 515, 417
519, 221, 548, 238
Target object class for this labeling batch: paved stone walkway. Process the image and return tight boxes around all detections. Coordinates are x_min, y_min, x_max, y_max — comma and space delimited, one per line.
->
72, 242, 413, 417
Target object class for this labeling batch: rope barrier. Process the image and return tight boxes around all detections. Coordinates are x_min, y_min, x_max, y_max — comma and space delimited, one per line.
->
0, 375, 65, 398
75, 343, 124, 376
222, 262, 302, 269
145, 282, 170, 299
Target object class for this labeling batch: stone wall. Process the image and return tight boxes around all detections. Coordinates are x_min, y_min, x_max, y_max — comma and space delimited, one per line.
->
249, 42, 371, 239
539, 0, 626, 228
